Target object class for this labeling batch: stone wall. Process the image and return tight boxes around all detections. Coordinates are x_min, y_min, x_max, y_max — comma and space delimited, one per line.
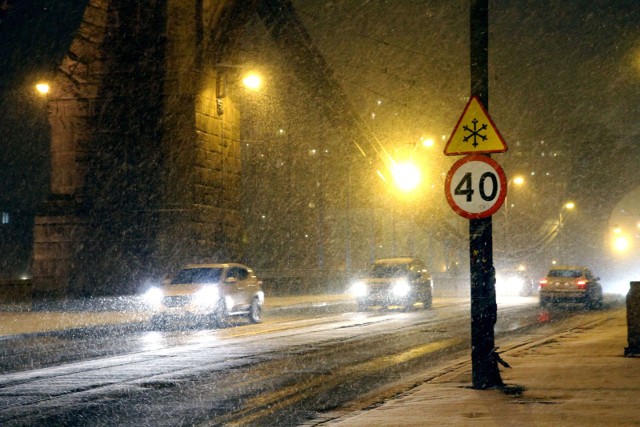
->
33, 0, 244, 299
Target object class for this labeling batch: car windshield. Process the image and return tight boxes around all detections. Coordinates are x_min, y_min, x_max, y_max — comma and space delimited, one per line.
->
370, 264, 410, 278
548, 269, 583, 278
170, 268, 223, 284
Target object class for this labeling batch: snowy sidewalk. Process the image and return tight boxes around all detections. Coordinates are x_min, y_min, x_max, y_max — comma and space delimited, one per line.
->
321, 307, 639, 426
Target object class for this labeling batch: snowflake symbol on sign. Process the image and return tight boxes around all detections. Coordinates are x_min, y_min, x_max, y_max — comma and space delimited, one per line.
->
462, 118, 487, 147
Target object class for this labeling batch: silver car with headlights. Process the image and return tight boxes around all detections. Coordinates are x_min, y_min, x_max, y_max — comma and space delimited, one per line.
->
350, 257, 433, 311
143, 263, 264, 327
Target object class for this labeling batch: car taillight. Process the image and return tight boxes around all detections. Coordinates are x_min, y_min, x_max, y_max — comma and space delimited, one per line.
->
576, 280, 587, 289
539, 278, 548, 288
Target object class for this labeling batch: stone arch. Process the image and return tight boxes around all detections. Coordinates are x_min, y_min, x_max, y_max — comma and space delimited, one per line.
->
33, 0, 257, 298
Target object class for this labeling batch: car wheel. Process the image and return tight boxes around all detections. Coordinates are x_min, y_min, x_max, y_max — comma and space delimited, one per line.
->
403, 298, 415, 312
585, 295, 595, 310
586, 293, 603, 310
248, 298, 262, 323
150, 314, 166, 330
595, 289, 604, 309
212, 300, 228, 328
422, 292, 432, 309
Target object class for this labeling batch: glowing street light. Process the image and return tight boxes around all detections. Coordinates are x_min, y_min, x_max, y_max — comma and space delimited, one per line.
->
391, 161, 421, 192
614, 236, 630, 253
242, 72, 263, 91
611, 225, 631, 254
420, 136, 435, 148
35, 82, 50, 95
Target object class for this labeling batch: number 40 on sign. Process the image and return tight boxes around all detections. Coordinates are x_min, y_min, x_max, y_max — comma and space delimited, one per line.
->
444, 155, 507, 219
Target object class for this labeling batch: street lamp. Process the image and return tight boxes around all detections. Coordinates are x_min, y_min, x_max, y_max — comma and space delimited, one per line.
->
387, 136, 434, 194
34, 82, 50, 95
420, 136, 435, 148
390, 161, 421, 192
611, 226, 631, 254
241, 72, 263, 91
215, 64, 264, 114
614, 235, 630, 252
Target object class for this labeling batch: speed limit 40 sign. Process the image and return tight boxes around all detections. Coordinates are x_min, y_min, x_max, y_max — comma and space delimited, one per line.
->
445, 155, 507, 219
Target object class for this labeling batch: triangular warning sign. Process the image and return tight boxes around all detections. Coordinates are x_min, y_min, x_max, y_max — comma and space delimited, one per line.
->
444, 96, 508, 156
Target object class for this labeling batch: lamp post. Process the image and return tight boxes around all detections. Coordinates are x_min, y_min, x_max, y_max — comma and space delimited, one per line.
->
503, 175, 525, 260
556, 201, 575, 261
389, 161, 421, 255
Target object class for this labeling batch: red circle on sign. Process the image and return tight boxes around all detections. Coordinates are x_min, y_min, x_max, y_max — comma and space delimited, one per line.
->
444, 155, 507, 219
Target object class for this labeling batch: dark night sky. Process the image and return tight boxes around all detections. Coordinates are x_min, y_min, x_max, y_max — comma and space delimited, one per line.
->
0, 0, 87, 208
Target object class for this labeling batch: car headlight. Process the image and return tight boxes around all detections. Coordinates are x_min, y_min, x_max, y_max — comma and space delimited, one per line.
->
350, 281, 368, 298
392, 278, 410, 297
193, 286, 220, 307
143, 287, 164, 306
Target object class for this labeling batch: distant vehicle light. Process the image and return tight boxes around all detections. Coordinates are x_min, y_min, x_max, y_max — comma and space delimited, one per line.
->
193, 286, 220, 307
350, 281, 368, 297
392, 278, 410, 297
506, 276, 524, 288
143, 287, 164, 306
539, 278, 548, 288
496, 274, 525, 296
576, 280, 587, 289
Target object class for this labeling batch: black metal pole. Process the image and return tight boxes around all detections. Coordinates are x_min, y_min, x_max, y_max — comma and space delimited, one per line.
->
469, 0, 503, 389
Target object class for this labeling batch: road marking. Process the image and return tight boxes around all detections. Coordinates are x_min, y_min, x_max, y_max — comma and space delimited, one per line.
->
208, 337, 465, 426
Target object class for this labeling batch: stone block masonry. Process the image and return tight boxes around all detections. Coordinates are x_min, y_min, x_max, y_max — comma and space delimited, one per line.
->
33, 0, 245, 298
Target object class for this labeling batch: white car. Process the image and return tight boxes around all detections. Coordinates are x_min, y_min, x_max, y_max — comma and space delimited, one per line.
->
143, 263, 264, 327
